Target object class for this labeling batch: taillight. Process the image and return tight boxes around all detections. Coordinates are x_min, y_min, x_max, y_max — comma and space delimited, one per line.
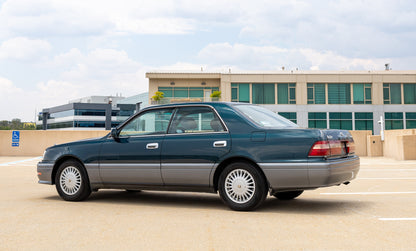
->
308, 140, 354, 157
346, 141, 355, 154
308, 141, 331, 156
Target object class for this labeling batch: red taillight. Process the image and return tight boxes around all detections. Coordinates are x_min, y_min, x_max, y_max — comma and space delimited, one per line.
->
308, 141, 331, 156
346, 141, 355, 154
308, 140, 353, 157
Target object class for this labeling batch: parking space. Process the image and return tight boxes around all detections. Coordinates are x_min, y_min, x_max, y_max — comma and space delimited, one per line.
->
1, 156, 415, 250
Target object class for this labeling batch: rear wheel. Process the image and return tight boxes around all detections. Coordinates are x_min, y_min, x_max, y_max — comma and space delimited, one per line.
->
55, 160, 91, 201
218, 162, 267, 211
273, 190, 304, 200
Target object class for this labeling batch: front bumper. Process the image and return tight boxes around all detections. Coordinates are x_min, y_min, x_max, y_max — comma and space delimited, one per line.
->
37, 162, 54, 185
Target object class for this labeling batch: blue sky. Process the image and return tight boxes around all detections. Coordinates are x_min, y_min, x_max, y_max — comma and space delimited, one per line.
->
0, 0, 415, 121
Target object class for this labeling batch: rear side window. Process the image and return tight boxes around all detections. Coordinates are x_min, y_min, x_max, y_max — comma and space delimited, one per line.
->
234, 104, 298, 128
168, 106, 226, 134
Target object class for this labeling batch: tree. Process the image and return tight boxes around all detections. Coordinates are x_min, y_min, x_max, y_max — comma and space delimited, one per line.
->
152, 91, 165, 102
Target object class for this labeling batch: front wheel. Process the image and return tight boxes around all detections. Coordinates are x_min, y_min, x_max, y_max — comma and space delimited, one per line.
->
218, 162, 268, 211
273, 190, 304, 200
55, 160, 91, 201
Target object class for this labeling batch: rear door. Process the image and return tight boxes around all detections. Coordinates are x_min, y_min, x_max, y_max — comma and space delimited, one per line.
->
161, 106, 231, 187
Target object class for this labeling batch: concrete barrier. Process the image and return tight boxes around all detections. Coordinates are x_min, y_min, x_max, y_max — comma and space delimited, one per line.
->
349, 130, 371, 157
0, 130, 109, 156
0, 129, 414, 159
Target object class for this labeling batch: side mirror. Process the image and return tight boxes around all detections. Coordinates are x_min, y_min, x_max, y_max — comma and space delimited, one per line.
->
110, 128, 119, 141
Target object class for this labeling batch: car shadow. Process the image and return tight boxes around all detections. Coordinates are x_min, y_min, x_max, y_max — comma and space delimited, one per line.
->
44, 190, 373, 214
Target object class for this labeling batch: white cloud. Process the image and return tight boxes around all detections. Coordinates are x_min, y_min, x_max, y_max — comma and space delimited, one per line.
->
197, 43, 392, 71
0, 37, 51, 61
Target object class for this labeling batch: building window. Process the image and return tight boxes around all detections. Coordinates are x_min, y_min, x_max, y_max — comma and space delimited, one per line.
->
307, 83, 326, 104
74, 109, 106, 116
277, 83, 296, 104
278, 112, 297, 124
403, 84, 416, 104
406, 112, 416, 129
308, 112, 327, 129
158, 87, 219, 101
328, 84, 351, 104
353, 84, 372, 104
252, 84, 275, 104
385, 112, 404, 130
231, 83, 250, 103
355, 112, 373, 132
383, 84, 402, 104
329, 112, 352, 130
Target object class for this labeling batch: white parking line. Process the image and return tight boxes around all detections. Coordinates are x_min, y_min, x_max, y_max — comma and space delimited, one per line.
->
321, 191, 416, 195
379, 218, 416, 221
0, 157, 42, 166
358, 178, 416, 180
361, 169, 416, 171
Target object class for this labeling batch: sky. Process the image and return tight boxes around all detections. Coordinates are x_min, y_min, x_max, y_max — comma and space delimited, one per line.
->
0, 0, 415, 121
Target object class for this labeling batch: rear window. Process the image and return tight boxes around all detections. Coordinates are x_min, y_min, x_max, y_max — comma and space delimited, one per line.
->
233, 104, 298, 128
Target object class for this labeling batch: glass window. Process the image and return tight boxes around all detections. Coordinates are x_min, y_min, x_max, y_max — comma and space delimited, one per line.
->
403, 84, 416, 104
385, 112, 404, 130
308, 112, 327, 129
168, 106, 225, 134
49, 110, 75, 119
353, 84, 372, 104
329, 112, 352, 130
234, 104, 298, 128
307, 83, 325, 104
328, 84, 351, 104
406, 112, 416, 129
252, 84, 275, 104
276, 83, 296, 104
278, 112, 297, 124
120, 108, 174, 136
355, 112, 373, 132
384, 84, 402, 104
231, 83, 250, 103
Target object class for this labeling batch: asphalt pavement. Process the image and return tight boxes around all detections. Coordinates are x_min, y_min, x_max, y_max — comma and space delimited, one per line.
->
1, 156, 415, 250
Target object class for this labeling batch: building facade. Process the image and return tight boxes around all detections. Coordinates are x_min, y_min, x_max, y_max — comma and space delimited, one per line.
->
37, 94, 149, 130
146, 71, 416, 135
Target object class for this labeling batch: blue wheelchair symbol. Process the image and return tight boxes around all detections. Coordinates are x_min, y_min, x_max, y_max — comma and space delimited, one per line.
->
12, 131, 20, 143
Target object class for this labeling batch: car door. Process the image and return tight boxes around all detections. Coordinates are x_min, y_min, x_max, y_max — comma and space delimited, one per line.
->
161, 106, 231, 186
99, 108, 174, 185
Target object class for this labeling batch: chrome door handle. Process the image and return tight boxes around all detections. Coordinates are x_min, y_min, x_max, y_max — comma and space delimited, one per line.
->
146, 143, 159, 149
213, 141, 227, 148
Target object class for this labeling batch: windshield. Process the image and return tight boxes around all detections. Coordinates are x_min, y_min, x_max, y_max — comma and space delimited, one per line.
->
233, 104, 298, 128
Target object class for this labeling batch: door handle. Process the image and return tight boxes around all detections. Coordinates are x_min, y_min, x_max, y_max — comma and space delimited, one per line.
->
213, 141, 227, 148
146, 143, 159, 149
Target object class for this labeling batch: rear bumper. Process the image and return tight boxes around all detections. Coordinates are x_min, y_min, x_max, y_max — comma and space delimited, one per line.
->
37, 162, 54, 185
308, 156, 360, 187
260, 156, 360, 190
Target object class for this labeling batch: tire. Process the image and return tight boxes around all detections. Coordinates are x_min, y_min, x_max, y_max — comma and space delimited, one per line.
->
273, 190, 304, 200
218, 162, 268, 211
55, 160, 91, 201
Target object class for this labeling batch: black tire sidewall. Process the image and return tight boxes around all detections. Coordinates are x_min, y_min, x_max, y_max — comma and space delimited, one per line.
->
218, 162, 267, 211
55, 160, 91, 201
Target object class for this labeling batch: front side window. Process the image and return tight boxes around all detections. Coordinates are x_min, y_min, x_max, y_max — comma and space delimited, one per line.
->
168, 106, 225, 134
120, 108, 174, 136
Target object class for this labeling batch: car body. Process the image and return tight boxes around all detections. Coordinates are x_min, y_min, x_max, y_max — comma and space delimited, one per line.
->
37, 102, 360, 211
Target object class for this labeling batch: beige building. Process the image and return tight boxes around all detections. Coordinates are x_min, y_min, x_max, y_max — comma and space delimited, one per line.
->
146, 70, 416, 135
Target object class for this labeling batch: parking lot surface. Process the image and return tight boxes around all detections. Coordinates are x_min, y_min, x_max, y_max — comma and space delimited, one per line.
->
1, 156, 416, 250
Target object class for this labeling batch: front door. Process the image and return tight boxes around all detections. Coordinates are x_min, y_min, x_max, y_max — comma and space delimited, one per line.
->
99, 108, 174, 185
161, 106, 230, 187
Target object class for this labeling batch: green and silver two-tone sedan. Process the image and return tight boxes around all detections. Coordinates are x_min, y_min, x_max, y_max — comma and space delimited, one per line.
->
37, 102, 359, 211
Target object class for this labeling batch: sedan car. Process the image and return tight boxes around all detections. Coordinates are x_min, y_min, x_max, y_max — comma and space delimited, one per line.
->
37, 102, 359, 211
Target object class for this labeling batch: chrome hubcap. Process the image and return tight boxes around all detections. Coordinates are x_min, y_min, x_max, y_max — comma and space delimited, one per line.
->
225, 169, 255, 204
60, 166, 81, 195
